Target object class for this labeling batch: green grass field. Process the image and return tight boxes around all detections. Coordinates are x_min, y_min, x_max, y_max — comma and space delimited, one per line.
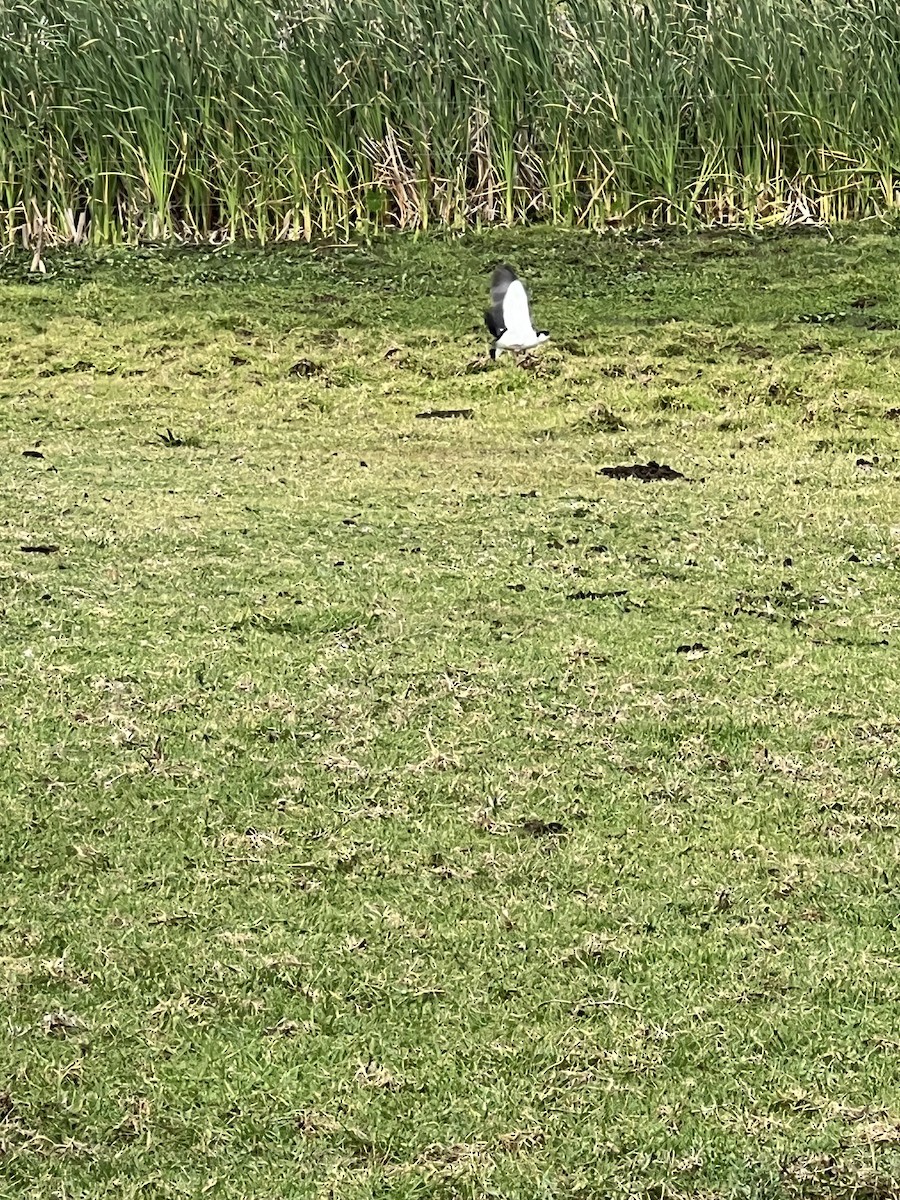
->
4, 227, 900, 1198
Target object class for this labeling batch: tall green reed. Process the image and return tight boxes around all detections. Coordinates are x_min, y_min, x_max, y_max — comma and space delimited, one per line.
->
2, 0, 900, 244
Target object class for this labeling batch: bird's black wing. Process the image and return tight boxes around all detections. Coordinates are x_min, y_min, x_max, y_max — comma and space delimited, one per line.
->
484, 264, 517, 338
484, 307, 503, 337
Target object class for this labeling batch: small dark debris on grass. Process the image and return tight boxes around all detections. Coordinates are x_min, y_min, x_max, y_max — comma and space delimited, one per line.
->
416, 408, 474, 420
884, 409, 900, 420
812, 635, 889, 648
598, 460, 687, 482
677, 642, 709, 656
851, 294, 880, 309
158, 428, 201, 449
848, 553, 861, 562
571, 997, 625, 1017
42, 1010, 84, 1038
520, 819, 567, 837
38, 359, 98, 377
289, 358, 323, 377
148, 911, 196, 926
734, 589, 829, 623
507, 583, 526, 592
567, 588, 627, 601
573, 405, 628, 434
856, 456, 877, 469
516, 352, 552, 373
731, 342, 772, 360
383, 346, 402, 360
20, 544, 58, 554
231, 612, 312, 635
229, 354, 249, 366
265, 1019, 304, 1038
22, 449, 44, 459
631, 367, 659, 387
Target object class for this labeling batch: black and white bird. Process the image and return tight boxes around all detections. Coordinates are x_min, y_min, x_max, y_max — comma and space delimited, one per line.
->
484, 265, 550, 360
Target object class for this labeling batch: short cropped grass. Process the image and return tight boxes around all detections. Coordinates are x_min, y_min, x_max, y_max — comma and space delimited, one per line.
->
4, 227, 900, 1198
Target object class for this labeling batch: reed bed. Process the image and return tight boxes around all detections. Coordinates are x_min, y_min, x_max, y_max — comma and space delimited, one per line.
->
3, 0, 900, 245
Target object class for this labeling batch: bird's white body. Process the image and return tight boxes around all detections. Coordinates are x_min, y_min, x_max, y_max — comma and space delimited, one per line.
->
493, 280, 548, 355
485, 266, 549, 359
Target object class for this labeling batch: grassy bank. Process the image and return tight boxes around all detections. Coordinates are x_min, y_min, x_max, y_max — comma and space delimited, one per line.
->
3, 227, 900, 1197
6, 0, 900, 244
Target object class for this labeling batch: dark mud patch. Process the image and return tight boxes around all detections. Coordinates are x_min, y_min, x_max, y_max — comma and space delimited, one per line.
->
566, 589, 628, 601
416, 408, 474, 420
288, 359, 324, 377
519, 819, 568, 837
598, 460, 687, 482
